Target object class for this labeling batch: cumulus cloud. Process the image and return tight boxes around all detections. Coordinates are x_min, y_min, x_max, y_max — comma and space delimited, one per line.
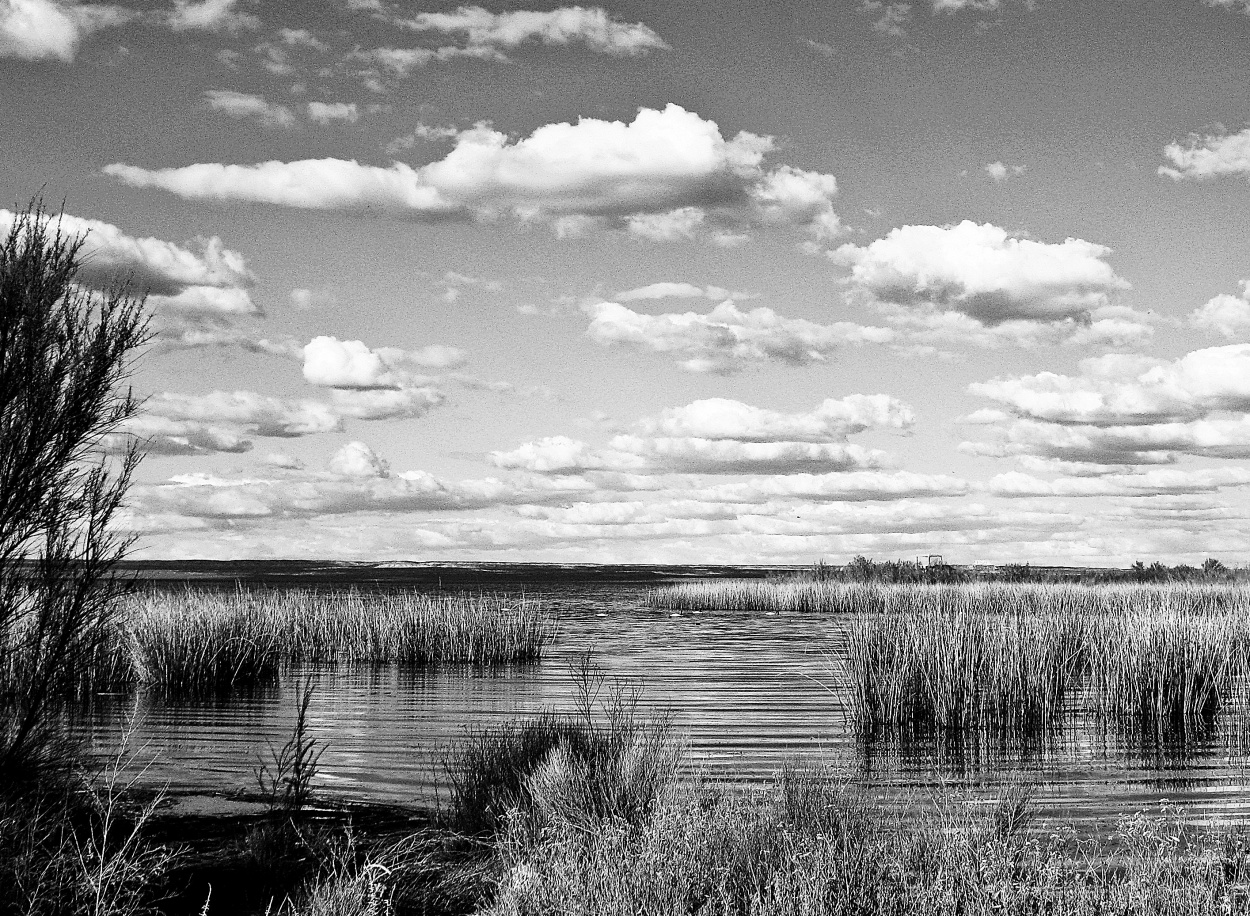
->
328, 387, 445, 421
0, 208, 257, 315
494, 395, 910, 476
989, 467, 1250, 498
165, 0, 258, 32
1160, 126, 1250, 180
0, 0, 132, 61
1190, 281, 1250, 338
104, 104, 841, 242
965, 345, 1250, 467
832, 220, 1128, 324
584, 300, 893, 372
393, 5, 667, 57
633, 395, 913, 441
141, 390, 342, 437
204, 89, 295, 129
329, 441, 390, 478
614, 281, 735, 302
971, 346, 1250, 425
307, 101, 359, 125
984, 161, 1025, 181
860, 1, 912, 37
302, 336, 466, 389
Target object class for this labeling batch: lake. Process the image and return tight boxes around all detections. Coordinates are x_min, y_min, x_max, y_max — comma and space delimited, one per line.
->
69, 570, 1250, 827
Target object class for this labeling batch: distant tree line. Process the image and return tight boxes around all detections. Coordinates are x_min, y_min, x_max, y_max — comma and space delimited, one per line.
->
799, 556, 1242, 585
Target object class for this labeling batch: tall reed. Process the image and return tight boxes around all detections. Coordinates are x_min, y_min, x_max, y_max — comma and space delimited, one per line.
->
85, 588, 555, 697
651, 579, 1250, 738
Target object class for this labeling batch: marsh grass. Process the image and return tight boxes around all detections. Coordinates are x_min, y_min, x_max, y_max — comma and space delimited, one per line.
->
442, 657, 681, 842
651, 580, 1250, 739
481, 763, 1250, 916
83, 588, 554, 697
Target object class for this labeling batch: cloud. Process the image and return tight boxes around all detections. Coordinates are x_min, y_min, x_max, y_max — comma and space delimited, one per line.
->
984, 161, 1025, 181
141, 390, 342, 437
302, 335, 466, 389
104, 104, 841, 242
328, 387, 445, 421
1160, 126, 1250, 180
965, 345, 1250, 466
970, 346, 1250, 425
832, 220, 1129, 324
1190, 282, 1250, 338
0, 0, 132, 61
394, 5, 667, 57
614, 281, 733, 302
307, 101, 359, 125
328, 441, 390, 478
931, 0, 1001, 9
204, 89, 295, 128
988, 467, 1250, 498
494, 395, 910, 476
165, 0, 258, 32
584, 300, 894, 372
878, 303, 1155, 350
277, 26, 327, 50
860, 1, 912, 37
0, 208, 257, 315
1203, 0, 1250, 14
632, 395, 913, 441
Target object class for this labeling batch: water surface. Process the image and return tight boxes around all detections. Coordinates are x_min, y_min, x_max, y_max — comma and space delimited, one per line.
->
70, 578, 1250, 827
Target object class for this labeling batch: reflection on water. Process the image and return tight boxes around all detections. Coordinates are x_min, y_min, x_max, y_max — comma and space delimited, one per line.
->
67, 583, 1250, 826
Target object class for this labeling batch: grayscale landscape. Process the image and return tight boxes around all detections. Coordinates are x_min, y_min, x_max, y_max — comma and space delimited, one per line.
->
4, 0, 1250, 913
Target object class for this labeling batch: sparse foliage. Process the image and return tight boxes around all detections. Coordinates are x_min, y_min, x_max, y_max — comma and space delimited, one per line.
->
0, 203, 149, 780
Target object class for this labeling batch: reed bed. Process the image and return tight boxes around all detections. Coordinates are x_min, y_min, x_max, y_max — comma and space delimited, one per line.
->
651, 580, 1250, 738
90, 588, 555, 696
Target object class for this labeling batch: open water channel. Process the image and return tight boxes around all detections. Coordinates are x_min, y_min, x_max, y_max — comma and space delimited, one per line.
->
68, 574, 1250, 827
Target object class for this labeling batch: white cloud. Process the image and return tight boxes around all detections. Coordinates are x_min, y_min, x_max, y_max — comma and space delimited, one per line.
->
328, 387, 445, 421
1160, 126, 1250, 180
307, 101, 359, 125
632, 395, 913, 441
329, 441, 390, 478
1190, 281, 1250, 337
204, 89, 295, 129
166, 0, 258, 32
491, 435, 639, 473
104, 104, 841, 242
302, 335, 465, 389
395, 6, 667, 57
832, 220, 1129, 324
965, 345, 1250, 466
970, 346, 1250, 425
141, 390, 342, 437
494, 395, 910, 477
0, 0, 133, 62
932, 0, 1001, 10
984, 161, 1025, 181
615, 281, 733, 302
989, 467, 1250, 498
0, 208, 257, 314
584, 300, 894, 372
278, 26, 327, 50
860, 1, 911, 37
1203, 1, 1250, 15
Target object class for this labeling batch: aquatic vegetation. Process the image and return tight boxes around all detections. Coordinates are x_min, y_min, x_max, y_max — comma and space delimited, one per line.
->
651, 580, 1250, 738
86, 588, 556, 696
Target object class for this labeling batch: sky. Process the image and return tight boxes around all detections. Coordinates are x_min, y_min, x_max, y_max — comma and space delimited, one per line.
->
3, 0, 1250, 566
